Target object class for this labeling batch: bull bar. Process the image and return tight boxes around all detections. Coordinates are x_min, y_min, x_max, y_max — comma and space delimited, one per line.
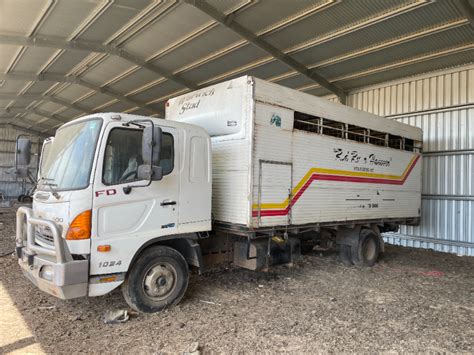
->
16, 206, 89, 299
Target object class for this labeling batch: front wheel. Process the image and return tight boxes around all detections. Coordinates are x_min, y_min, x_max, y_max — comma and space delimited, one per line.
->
122, 246, 189, 313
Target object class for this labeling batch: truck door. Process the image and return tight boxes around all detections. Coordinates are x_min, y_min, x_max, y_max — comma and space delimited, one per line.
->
90, 122, 180, 276
257, 160, 293, 227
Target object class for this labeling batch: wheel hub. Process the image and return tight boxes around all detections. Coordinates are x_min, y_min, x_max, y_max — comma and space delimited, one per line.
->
143, 263, 176, 299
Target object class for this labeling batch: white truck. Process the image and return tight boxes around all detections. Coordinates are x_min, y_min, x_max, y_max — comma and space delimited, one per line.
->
16, 76, 422, 313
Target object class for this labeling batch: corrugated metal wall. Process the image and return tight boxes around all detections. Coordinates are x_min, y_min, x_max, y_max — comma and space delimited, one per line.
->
0, 127, 40, 201
343, 64, 474, 256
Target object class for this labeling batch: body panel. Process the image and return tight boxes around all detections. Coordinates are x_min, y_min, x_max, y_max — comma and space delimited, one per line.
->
167, 76, 423, 230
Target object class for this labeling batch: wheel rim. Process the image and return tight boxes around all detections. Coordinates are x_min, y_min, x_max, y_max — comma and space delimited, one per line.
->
142, 262, 177, 301
363, 237, 377, 261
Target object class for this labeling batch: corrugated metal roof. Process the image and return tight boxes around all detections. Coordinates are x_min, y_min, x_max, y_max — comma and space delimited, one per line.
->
0, 0, 473, 133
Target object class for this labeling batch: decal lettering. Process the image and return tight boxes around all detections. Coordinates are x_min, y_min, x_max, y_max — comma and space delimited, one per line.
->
177, 88, 215, 115
333, 148, 391, 167
98, 260, 121, 268
179, 100, 201, 115
95, 189, 117, 197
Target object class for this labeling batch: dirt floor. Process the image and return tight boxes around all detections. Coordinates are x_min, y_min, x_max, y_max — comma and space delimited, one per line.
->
1, 207, 473, 353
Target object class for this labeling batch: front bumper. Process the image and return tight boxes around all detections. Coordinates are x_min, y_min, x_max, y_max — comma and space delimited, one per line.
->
16, 206, 89, 299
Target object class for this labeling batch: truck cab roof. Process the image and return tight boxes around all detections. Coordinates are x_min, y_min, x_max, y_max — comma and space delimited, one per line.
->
57, 112, 210, 138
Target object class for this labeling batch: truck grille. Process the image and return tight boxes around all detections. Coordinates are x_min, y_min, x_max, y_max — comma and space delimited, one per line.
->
35, 227, 55, 248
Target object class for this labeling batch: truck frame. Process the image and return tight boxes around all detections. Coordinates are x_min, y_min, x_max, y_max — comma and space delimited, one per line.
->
15, 76, 422, 313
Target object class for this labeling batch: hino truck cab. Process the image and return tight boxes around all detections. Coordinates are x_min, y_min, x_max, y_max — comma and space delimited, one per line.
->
16, 113, 212, 313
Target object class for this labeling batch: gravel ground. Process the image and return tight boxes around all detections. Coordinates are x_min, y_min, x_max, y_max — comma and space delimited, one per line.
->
1, 207, 473, 353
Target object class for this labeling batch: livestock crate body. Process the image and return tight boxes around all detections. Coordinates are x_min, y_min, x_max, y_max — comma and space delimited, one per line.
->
167, 76, 422, 233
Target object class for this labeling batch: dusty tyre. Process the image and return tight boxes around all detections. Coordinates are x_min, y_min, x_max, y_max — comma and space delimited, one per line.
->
352, 230, 380, 267
122, 246, 189, 313
21, 195, 33, 203
339, 245, 353, 266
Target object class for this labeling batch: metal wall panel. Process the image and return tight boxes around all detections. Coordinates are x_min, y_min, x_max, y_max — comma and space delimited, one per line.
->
345, 64, 474, 256
0, 127, 40, 201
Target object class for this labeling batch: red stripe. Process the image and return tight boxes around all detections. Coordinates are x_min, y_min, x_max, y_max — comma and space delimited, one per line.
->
252, 155, 420, 217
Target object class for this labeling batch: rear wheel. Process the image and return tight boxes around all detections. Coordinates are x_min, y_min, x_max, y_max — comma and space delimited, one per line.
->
122, 246, 189, 313
338, 228, 381, 267
352, 230, 380, 267
339, 244, 353, 266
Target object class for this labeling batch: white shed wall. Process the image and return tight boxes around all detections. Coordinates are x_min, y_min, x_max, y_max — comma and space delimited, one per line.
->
332, 64, 473, 256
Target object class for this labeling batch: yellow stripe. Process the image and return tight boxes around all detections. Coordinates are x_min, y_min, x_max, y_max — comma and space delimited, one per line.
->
252, 156, 417, 210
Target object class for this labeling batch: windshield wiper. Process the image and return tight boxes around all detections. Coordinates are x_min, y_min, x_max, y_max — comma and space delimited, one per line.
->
38, 177, 60, 200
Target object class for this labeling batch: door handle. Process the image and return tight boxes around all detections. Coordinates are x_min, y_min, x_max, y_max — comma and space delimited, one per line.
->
161, 200, 176, 206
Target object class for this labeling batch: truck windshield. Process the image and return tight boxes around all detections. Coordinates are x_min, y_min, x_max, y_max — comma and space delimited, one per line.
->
39, 119, 102, 191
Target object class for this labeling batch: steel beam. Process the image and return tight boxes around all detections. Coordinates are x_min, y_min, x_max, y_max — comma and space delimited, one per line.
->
0, 93, 91, 115
0, 123, 50, 137
0, 107, 69, 124
178, 1, 427, 90
0, 34, 197, 90
423, 194, 474, 202
0, 115, 51, 130
182, 0, 346, 102
313, 18, 470, 69
198, 18, 469, 89
0, 112, 56, 131
0, 72, 160, 115
455, 0, 474, 29
333, 43, 474, 83
387, 233, 474, 249
0, 93, 91, 129
297, 43, 474, 92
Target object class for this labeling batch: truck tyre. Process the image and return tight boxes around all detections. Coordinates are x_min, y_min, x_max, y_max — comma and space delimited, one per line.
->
339, 245, 353, 266
352, 229, 380, 267
122, 245, 189, 313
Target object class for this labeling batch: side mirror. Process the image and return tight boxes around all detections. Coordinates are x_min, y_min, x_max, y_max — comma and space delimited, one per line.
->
140, 125, 163, 181
142, 125, 162, 165
16, 138, 32, 166
137, 165, 163, 181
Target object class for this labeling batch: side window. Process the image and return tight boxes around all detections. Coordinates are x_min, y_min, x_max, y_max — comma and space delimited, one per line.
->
103, 128, 174, 185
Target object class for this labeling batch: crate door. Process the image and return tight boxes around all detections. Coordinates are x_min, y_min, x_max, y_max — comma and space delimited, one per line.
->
257, 161, 292, 227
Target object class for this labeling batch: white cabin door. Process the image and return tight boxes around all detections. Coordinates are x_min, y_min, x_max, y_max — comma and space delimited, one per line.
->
257, 160, 293, 227
90, 122, 179, 276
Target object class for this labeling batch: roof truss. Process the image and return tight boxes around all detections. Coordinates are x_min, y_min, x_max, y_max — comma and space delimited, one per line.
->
182, 0, 347, 102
